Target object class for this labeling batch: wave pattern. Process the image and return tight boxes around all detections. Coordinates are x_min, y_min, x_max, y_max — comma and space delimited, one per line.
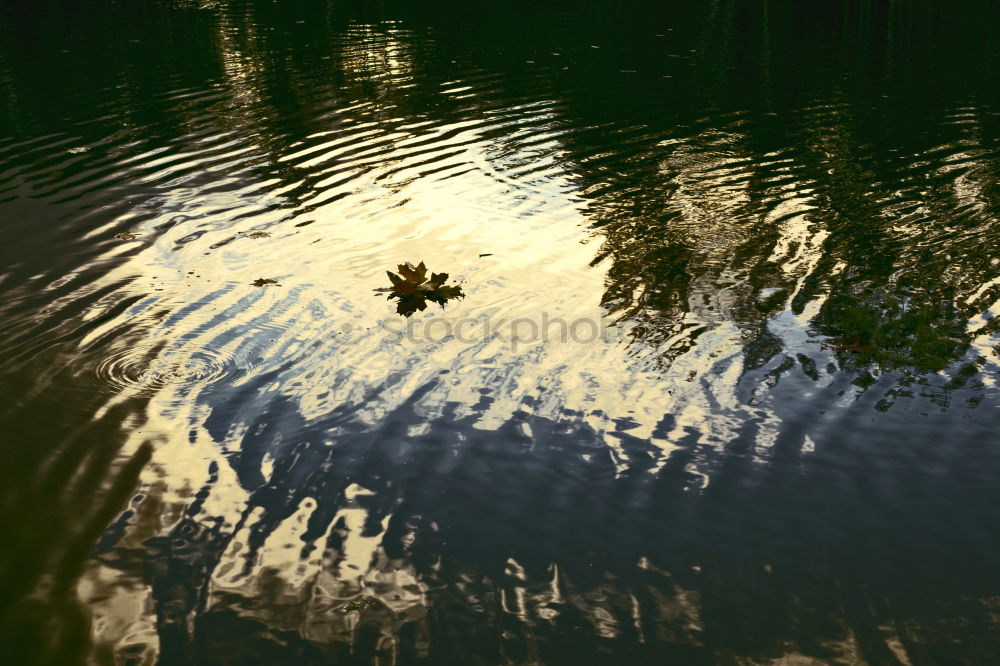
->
1, 0, 1000, 664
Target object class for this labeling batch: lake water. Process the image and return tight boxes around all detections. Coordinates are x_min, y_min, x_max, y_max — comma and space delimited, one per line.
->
1, 1, 999, 664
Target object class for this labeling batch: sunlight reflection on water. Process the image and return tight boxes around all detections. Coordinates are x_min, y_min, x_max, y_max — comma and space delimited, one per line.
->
1, 1, 999, 663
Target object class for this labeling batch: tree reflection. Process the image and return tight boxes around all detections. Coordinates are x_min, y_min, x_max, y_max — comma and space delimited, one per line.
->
1, 1, 999, 664
551, 0, 1000, 384
3, 0, 991, 381
90, 376, 1000, 664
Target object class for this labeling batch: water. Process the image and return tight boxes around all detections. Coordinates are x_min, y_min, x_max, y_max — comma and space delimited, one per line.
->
1, 1, 999, 663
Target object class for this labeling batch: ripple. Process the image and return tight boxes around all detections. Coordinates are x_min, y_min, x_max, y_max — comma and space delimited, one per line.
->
2, 1, 1000, 663
87, 344, 240, 395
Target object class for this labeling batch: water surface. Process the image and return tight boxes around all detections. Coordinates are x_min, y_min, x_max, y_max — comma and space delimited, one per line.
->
1, 1, 1000, 664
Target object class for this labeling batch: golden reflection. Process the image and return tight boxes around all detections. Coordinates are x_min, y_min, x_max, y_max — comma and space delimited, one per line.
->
24, 4, 994, 664
338, 22, 416, 90
67, 83, 780, 666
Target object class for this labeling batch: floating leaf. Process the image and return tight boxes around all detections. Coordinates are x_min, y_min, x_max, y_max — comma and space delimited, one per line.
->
342, 598, 378, 613
252, 277, 279, 287
245, 231, 270, 239
396, 261, 428, 285
425, 283, 463, 305
115, 232, 138, 240
377, 261, 464, 316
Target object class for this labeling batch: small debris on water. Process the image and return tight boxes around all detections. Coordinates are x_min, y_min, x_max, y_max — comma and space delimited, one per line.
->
115, 232, 138, 240
252, 278, 279, 287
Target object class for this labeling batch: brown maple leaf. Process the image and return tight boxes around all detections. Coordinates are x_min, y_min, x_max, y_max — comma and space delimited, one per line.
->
376, 261, 465, 316
396, 261, 428, 285
385, 261, 428, 297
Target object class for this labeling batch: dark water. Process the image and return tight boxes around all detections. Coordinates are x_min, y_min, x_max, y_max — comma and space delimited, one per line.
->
1, 1, 999, 664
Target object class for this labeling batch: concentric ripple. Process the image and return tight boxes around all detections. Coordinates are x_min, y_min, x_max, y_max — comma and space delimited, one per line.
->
88, 345, 236, 395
